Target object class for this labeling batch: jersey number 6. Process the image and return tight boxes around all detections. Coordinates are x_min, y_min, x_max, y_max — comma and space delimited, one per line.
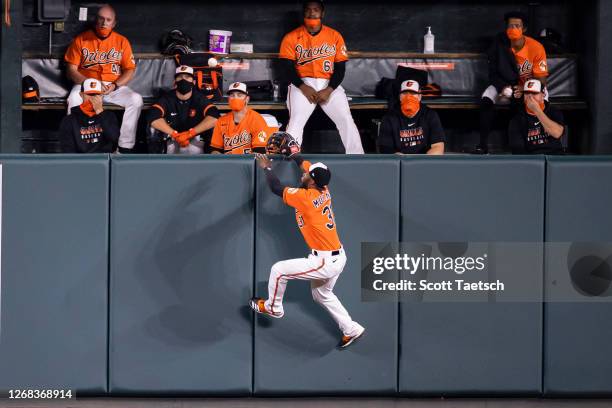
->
323, 60, 333, 73
322, 205, 335, 229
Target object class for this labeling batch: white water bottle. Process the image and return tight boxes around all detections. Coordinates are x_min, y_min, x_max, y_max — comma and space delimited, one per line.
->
424, 26, 435, 54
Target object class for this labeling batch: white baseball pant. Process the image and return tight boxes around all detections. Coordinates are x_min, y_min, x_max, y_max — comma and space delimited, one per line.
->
67, 83, 143, 149
264, 247, 364, 337
166, 138, 204, 155
482, 84, 549, 104
286, 77, 364, 154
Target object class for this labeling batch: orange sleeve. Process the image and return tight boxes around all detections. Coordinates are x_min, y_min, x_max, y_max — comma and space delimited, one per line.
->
334, 32, 349, 63
64, 36, 83, 66
282, 187, 308, 210
531, 43, 548, 77
120, 38, 136, 70
301, 160, 311, 173
210, 120, 224, 150
250, 113, 270, 149
279, 33, 296, 60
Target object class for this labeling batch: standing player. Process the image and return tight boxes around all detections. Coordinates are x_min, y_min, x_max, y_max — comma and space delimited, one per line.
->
210, 82, 271, 154
64, 4, 143, 153
477, 11, 548, 154
250, 146, 365, 348
148, 65, 220, 154
279, 0, 364, 154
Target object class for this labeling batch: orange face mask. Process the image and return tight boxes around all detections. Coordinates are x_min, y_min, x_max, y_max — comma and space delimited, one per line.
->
229, 97, 246, 112
304, 18, 321, 30
400, 94, 420, 117
525, 98, 545, 116
80, 100, 96, 117
506, 27, 523, 41
96, 26, 112, 38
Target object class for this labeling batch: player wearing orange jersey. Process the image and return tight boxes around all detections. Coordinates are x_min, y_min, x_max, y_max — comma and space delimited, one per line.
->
64, 4, 142, 153
477, 11, 549, 154
279, 1, 364, 154
250, 153, 365, 349
210, 82, 270, 154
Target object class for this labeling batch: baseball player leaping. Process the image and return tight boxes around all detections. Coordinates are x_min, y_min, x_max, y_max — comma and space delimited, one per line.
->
279, 1, 364, 154
250, 149, 365, 349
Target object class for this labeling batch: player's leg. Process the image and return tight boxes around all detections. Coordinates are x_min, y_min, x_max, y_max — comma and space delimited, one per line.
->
263, 255, 328, 317
104, 86, 144, 150
319, 86, 364, 154
285, 84, 317, 145
66, 84, 83, 113
310, 255, 365, 338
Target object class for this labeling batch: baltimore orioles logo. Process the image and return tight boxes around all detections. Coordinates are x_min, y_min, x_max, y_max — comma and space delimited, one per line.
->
81, 47, 123, 69
295, 43, 337, 65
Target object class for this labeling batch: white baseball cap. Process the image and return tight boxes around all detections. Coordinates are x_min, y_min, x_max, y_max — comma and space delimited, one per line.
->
175, 65, 194, 77
82, 78, 103, 95
400, 80, 420, 93
523, 79, 543, 93
228, 82, 248, 95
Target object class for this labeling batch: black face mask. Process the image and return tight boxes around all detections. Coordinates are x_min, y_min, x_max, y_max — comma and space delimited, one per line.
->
176, 79, 194, 95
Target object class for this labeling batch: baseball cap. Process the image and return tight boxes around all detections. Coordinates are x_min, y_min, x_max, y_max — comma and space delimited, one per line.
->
228, 82, 248, 95
175, 65, 194, 77
400, 80, 420, 93
81, 78, 103, 95
308, 162, 331, 188
523, 79, 543, 93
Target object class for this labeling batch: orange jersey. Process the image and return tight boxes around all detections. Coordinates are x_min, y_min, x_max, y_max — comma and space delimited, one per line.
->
211, 108, 270, 154
64, 30, 136, 82
511, 36, 548, 85
282, 161, 341, 251
279, 25, 348, 79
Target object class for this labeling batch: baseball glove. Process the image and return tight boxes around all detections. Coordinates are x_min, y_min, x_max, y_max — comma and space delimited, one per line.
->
266, 132, 301, 157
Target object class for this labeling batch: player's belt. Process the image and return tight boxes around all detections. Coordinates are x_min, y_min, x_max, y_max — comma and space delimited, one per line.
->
312, 249, 341, 256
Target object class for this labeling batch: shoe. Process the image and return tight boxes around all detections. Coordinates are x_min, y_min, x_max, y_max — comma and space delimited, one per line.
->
338, 327, 365, 349
249, 297, 284, 319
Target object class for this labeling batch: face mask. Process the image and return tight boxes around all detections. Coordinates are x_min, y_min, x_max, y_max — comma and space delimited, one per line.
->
229, 98, 246, 112
176, 79, 194, 95
525, 99, 545, 116
400, 94, 420, 117
304, 18, 321, 30
506, 27, 523, 41
95, 26, 112, 38
80, 100, 96, 117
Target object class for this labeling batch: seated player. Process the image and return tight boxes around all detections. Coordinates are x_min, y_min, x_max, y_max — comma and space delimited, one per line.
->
148, 65, 220, 154
210, 82, 271, 154
58, 78, 119, 153
508, 79, 564, 154
477, 11, 548, 154
377, 80, 445, 155
64, 4, 142, 153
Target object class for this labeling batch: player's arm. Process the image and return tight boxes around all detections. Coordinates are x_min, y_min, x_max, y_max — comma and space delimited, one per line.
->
531, 102, 564, 139
66, 64, 88, 85
58, 116, 78, 153
280, 58, 304, 89
149, 102, 176, 135
318, 61, 346, 103
426, 110, 445, 155
210, 120, 225, 154
114, 40, 137, 89
378, 115, 398, 154
99, 111, 120, 150
256, 153, 286, 197
114, 69, 135, 88
487, 35, 511, 93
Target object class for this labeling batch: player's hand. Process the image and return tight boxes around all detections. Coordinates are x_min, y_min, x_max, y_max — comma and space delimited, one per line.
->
299, 83, 319, 104
316, 87, 333, 104
102, 83, 117, 95
501, 86, 513, 98
524, 94, 542, 114
512, 85, 523, 99
91, 95, 104, 114
255, 153, 272, 169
